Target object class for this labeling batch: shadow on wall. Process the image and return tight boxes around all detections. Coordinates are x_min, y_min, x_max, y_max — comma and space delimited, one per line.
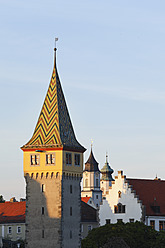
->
25, 172, 81, 248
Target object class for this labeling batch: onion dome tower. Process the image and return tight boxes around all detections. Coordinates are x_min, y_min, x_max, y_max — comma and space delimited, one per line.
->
81, 146, 102, 208
21, 45, 86, 248
100, 154, 114, 196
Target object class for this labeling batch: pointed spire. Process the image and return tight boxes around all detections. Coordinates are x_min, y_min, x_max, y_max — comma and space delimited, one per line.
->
22, 45, 85, 152
84, 146, 100, 172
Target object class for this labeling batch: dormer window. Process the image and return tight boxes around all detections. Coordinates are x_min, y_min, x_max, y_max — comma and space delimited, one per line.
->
46, 154, 55, 165
66, 153, 72, 166
151, 205, 160, 213
31, 155, 39, 166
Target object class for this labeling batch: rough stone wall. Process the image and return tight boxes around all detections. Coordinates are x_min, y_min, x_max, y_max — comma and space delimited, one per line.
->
62, 176, 81, 248
25, 173, 62, 248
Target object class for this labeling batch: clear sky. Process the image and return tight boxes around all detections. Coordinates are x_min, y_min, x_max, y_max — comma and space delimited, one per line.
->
0, 0, 165, 200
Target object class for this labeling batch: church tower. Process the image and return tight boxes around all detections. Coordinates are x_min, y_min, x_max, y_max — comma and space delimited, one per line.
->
81, 146, 102, 208
21, 47, 86, 248
100, 154, 114, 197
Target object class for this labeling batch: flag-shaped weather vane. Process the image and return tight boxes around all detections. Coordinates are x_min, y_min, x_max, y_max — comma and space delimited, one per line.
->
55, 37, 58, 49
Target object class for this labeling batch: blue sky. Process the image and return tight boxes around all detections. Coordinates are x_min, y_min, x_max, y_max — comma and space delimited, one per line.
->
0, 0, 165, 200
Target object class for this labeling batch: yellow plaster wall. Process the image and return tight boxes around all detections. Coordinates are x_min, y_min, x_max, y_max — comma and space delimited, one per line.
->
23, 150, 63, 175
23, 150, 83, 176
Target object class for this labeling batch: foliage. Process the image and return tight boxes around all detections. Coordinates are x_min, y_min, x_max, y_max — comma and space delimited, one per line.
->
81, 221, 165, 248
0, 195, 5, 203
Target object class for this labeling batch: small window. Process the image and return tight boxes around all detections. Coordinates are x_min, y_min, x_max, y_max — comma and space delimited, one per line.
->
129, 219, 134, 223
118, 191, 121, 198
85, 179, 88, 188
88, 225, 92, 232
70, 185, 72, 194
42, 207, 44, 215
74, 154, 80, 166
46, 154, 55, 165
70, 230, 72, 239
42, 230, 44, 238
159, 221, 165, 231
81, 224, 83, 233
96, 179, 99, 188
117, 219, 123, 223
41, 184, 45, 193
96, 204, 98, 208
8, 227, 12, 234
106, 219, 111, 224
66, 153, 72, 165
31, 155, 39, 166
96, 195, 98, 199
70, 207, 72, 216
114, 203, 126, 213
150, 220, 155, 229
17, 226, 21, 234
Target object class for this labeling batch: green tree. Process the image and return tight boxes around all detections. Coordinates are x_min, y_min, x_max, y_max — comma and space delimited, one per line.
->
81, 221, 165, 248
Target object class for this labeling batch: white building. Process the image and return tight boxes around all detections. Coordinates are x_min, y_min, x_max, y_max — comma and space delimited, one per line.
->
100, 170, 165, 231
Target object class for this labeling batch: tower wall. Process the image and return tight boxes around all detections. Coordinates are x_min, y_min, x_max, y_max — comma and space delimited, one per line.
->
25, 173, 62, 248
62, 176, 81, 248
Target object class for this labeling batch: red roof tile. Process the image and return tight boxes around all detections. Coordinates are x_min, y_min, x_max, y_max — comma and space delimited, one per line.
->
127, 178, 165, 216
81, 197, 91, 204
0, 201, 25, 224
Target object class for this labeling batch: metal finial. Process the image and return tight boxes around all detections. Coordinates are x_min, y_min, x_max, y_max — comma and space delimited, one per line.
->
106, 151, 108, 163
91, 139, 93, 149
54, 37, 58, 51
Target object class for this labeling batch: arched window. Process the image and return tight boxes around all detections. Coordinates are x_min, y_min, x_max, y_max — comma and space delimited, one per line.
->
114, 203, 125, 213
96, 179, 99, 188
85, 179, 88, 188
118, 191, 121, 198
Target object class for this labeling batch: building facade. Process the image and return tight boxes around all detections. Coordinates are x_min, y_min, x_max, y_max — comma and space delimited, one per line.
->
21, 48, 86, 248
100, 170, 165, 231
0, 201, 25, 247
81, 148, 102, 208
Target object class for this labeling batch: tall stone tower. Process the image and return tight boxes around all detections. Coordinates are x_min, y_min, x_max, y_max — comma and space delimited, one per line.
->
81, 147, 102, 208
21, 48, 86, 248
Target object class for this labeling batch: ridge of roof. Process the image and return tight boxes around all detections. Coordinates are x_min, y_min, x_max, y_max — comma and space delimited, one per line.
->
21, 49, 85, 152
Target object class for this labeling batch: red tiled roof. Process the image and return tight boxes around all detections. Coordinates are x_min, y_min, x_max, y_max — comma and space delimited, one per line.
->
127, 178, 165, 216
81, 197, 91, 204
0, 201, 25, 224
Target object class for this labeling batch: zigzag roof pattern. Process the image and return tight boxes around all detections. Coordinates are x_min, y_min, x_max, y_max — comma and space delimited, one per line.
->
22, 50, 85, 152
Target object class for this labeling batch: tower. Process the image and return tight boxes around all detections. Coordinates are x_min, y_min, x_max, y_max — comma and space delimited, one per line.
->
21, 47, 86, 248
81, 147, 102, 208
100, 154, 114, 197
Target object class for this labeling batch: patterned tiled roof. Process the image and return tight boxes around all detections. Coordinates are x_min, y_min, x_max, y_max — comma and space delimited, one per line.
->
0, 202, 25, 224
127, 178, 165, 216
22, 50, 85, 152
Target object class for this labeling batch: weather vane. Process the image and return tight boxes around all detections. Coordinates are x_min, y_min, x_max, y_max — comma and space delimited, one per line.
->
55, 37, 58, 50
